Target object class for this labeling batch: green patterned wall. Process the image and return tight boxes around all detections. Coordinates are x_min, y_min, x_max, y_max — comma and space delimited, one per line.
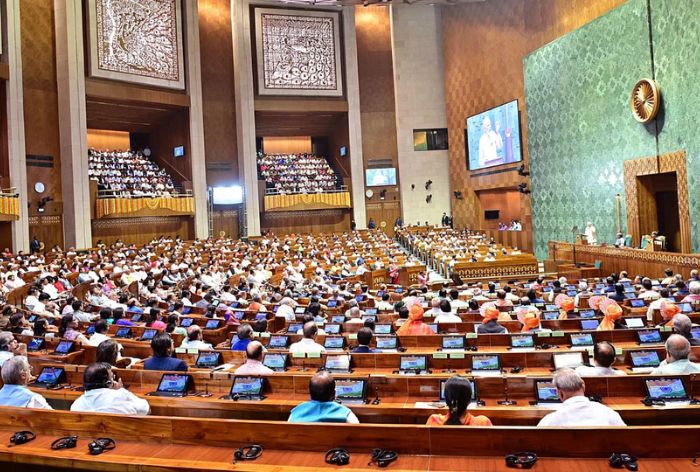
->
652, 0, 700, 251
525, 0, 655, 259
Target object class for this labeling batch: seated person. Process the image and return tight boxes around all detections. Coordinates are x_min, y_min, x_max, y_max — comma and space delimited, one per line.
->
288, 371, 359, 423
477, 304, 508, 334
96, 339, 122, 367
144, 333, 188, 372
596, 302, 623, 331
557, 297, 575, 320
0, 332, 25, 366
289, 322, 326, 355
70, 362, 150, 416
88, 319, 116, 347
656, 301, 681, 328
352, 327, 375, 353
0, 356, 52, 409
426, 376, 491, 426
234, 341, 273, 375
434, 300, 461, 324
180, 325, 213, 351
651, 334, 700, 374
673, 314, 700, 346
231, 324, 254, 352
575, 342, 626, 376
396, 305, 434, 335
517, 306, 549, 333
537, 369, 625, 427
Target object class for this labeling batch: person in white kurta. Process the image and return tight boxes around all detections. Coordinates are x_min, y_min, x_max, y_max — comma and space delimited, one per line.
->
70, 363, 149, 416
537, 368, 625, 427
584, 222, 597, 244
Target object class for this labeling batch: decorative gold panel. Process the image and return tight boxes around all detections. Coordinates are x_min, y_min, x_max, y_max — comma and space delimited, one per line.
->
254, 8, 343, 97
87, 0, 185, 89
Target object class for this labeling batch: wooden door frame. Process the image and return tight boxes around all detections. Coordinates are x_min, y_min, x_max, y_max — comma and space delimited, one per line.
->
623, 150, 691, 253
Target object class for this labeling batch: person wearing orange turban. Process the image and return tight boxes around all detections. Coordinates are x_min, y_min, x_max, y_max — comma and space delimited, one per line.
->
477, 303, 508, 334
657, 301, 681, 327
396, 305, 435, 335
518, 306, 543, 332
558, 297, 575, 320
597, 303, 623, 331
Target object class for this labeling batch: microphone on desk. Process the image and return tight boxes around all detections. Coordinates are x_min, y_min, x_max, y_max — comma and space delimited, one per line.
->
497, 375, 517, 406
690, 373, 699, 405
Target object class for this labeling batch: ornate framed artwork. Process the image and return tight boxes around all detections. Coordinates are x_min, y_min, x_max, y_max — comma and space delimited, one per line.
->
255, 8, 343, 97
87, 0, 185, 90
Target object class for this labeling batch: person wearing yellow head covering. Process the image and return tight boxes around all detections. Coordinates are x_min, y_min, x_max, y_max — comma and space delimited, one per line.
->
597, 303, 622, 331
477, 304, 508, 334
558, 297, 575, 320
396, 305, 435, 336
656, 300, 681, 328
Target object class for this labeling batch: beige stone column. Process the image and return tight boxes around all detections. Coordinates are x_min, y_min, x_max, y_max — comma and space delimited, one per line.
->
5, 0, 29, 251
231, 0, 261, 237
54, 0, 91, 248
184, 0, 210, 239
343, 6, 367, 229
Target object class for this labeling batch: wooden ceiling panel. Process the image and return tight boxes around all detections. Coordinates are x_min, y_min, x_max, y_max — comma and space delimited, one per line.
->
255, 111, 345, 137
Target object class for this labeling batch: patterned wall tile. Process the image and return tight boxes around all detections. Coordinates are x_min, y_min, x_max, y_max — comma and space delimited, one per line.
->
524, 0, 656, 258
652, 0, 700, 251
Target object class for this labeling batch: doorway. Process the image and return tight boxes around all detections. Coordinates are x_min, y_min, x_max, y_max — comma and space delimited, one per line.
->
636, 172, 680, 252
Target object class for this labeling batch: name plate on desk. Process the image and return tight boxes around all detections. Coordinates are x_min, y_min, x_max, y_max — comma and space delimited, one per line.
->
348, 333, 358, 340
187, 349, 199, 355
551, 331, 565, 337
175, 348, 186, 354
466, 333, 478, 339
615, 347, 623, 355
661, 326, 673, 332
307, 351, 322, 359
259, 332, 271, 338
537, 332, 551, 338
449, 352, 465, 359
292, 352, 306, 359
433, 352, 448, 359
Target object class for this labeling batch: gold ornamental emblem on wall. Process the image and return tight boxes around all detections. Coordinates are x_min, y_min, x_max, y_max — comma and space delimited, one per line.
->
631, 79, 660, 124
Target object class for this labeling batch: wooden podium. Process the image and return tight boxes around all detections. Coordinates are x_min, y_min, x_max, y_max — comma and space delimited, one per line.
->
363, 269, 388, 289
398, 265, 425, 287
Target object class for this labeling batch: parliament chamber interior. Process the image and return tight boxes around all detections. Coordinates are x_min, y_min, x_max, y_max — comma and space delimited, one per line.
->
0, 0, 698, 470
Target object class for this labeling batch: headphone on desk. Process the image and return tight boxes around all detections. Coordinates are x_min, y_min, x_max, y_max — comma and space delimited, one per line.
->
88, 438, 116, 455
9, 431, 36, 446
325, 448, 351, 466
369, 449, 398, 468
505, 452, 538, 469
51, 436, 78, 450
233, 444, 263, 463
609, 453, 638, 471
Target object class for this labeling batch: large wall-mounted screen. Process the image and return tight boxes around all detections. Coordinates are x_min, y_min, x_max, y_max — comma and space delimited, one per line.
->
466, 100, 522, 171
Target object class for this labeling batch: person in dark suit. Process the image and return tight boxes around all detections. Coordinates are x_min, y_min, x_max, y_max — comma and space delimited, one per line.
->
29, 237, 41, 254
143, 333, 188, 371
352, 328, 375, 353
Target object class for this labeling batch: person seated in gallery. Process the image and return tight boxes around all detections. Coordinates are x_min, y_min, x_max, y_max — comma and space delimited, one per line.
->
288, 371, 359, 423
575, 342, 626, 377
426, 376, 492, 426
396, 305, 435, 336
